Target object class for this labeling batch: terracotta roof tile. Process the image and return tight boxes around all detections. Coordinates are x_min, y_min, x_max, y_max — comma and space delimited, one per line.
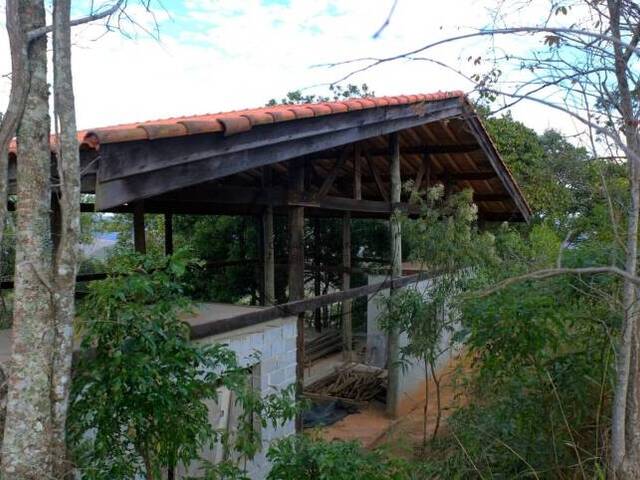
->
7, 90, 465, 153
306, 104, 333, 116
218, 116, 252, 136
288, 106, 314, 119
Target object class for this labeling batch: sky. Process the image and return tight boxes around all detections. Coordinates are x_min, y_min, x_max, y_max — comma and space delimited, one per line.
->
0, 0, 579, 135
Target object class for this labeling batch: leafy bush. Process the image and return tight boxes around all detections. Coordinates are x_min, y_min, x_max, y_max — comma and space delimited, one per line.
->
68, 250, 296, 480
266, 436, 412, 480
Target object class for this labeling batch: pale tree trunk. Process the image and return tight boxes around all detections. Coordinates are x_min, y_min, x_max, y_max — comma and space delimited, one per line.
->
0, 0, 30, 260
608, 1, 640, 478
50, 0, 81, 477
1, 0, 55, 478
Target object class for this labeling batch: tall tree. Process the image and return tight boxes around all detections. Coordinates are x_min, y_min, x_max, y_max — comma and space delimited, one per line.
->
329, 0, 639, 476
0, 1, 124, 477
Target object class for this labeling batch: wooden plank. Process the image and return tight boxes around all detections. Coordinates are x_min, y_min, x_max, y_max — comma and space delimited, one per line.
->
95, 103, 463, 210
189, 272, 428, 340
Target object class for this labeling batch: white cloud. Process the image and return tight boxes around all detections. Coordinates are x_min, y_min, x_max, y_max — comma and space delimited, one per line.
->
0, 0, 579, 136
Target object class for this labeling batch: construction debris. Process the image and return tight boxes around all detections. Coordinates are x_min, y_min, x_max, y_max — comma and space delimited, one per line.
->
305, 363, 387, 403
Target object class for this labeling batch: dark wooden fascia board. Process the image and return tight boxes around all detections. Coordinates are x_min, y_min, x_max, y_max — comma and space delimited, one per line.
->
95, 103, 463, 210
98, 99, 464, 184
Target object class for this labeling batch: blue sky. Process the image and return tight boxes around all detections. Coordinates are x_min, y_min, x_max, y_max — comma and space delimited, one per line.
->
0, 0, 579, 137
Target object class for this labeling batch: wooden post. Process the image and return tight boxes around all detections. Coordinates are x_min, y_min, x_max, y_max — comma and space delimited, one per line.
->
164, 213, 173, 256
262, 206, 275, 305
313, 217, 322, 332
342, 211, 352, 359
387, 132, 402, 418
354, 143, 362, 201
262, 166, 276, 306
133, 202, 146, 254
288, 159, 305, 432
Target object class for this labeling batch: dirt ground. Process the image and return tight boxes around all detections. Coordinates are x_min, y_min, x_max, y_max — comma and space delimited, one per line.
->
319, 354, 468, 456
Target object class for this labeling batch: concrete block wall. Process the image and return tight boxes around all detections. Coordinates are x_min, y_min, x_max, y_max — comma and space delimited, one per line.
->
184, 308, 298, 480
366, 275, 462, 414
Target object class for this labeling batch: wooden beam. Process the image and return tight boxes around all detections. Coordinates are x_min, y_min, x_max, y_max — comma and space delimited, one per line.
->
190, 272, 429, 340
473, 193, 511, 202
164, 213, 173, 256
307, 143, 480, 160
316, 147, 349, 199
462, 108, 531, 221
95, 101, 463, 209
387, 132, 402, 418
366, 152, 389, 202
133, 202, 146, 254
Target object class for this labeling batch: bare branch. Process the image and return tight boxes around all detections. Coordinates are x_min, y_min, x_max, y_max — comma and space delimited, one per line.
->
470, 266, 635, 299
27, 0, 125, 42
372, 0, 398, 39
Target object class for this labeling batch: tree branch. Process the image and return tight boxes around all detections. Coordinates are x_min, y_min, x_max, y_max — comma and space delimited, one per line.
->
470, 266, 634, 299
27, 0, 125, 42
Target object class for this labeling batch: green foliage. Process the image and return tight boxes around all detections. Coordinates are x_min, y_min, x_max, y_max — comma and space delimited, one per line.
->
266, 83, 374, 106
426, 221, 617, 478
266, 436, 411, 480
68, 250, 297, 479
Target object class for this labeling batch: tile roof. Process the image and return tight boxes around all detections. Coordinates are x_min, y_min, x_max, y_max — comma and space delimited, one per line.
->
8, 90, 465, 154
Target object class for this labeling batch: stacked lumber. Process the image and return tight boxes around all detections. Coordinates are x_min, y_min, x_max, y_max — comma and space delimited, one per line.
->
305, 329, 342, 363
305, 363, 387, 402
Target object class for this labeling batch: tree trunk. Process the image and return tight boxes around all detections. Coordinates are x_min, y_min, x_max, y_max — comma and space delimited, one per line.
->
2, 1, 55, 477
607, 1, 640, 477
50, 0, 82, 476
0, 0, 30, 269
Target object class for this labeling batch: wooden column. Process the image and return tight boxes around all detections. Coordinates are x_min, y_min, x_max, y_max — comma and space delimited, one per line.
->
133, 202, 146, 254
262, 166, 276, 306
288, 160, 305, 432
342, 211, 352, 359
354, 143, 362, 201
164, 213, 173, 256
313, 217, 322, 332
262, 206, 275, 305
387, 132, 402, 417
342, 144, 359, 359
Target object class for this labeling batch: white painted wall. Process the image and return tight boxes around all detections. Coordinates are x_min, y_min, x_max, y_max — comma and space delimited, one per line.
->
179, 304, 298, 480
366, 276, 461, 408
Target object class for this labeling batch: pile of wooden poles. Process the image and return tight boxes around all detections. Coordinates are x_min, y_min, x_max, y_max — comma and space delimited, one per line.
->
306, 363, 387, 402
